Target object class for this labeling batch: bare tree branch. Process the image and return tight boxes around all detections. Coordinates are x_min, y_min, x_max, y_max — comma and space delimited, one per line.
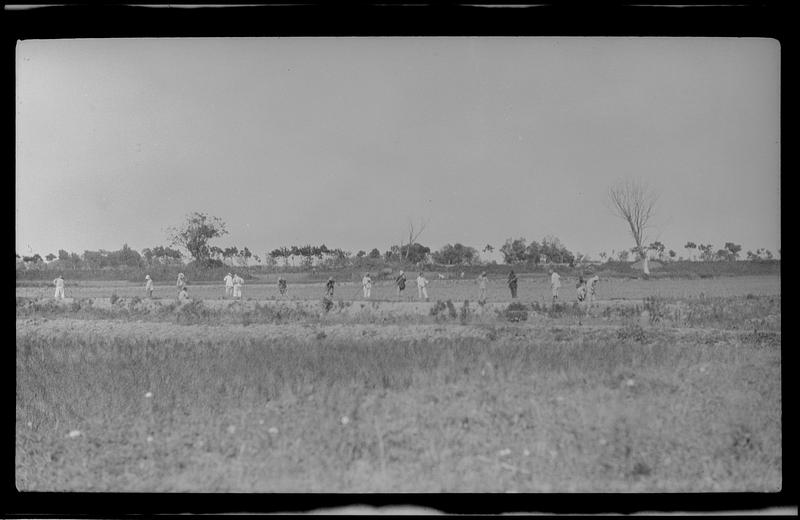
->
608, 179, 658, 259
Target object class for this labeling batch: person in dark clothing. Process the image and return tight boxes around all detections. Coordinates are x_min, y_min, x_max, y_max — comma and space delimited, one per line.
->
395, 270, 407, 298
325, 277, 335, 298
507, 269, 518, 299
278, 277, 287, 296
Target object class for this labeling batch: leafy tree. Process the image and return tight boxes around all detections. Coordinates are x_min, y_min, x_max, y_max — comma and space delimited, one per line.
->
167, 212, 228, 268
433, 243, 478, 265
698, 244, 715, 262
45, 253, 56, 262
540, 236, 574, 264
724, 242, 742, 261
648, 241, 665, 261
483, 244, 494, 253
356, 250, 366, 258
368, 248, 381, 259
684, 242, 697, 261
617, 249, 630, 262
524, 241, 541, 264
668, 249, 676, 261
599, 251, 608, 263
500, 238, 527, 265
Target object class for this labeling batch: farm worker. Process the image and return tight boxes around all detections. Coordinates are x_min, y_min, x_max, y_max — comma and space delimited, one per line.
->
232, 273, 244, 298
362, 273, 372, 299
178, 286, 191, 303
176, 272, 186, 293
278, 277, 287, 296
576, 276, 587, 303
477, 271, 488, 304
550, 270, 561, 302
588, 273, 600, 303
395, 271, 407, 297
223, 272, 234, 298
53, 275, 65, 299
417, 272, 429, 301
507, 269, 518, 299
325, 277, 335, 298
145, 275, 154, 298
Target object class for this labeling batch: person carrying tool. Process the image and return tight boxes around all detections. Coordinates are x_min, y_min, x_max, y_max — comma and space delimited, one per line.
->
550, 269, 561, 303
477, 271, 488, 304
325, 277, 335, 298
223, 272, 234, 298
145, 274, 154, 298
507, 269, 518, 299
278, 276, 287, 296
395, 270, 407, 298
53, 274, 66, 300
416, 271, 429, 301
576, 276, 587, 303
232, 273, 244, 299
588, 272, 600, 304
362, 273, 372, 299
176, 272, 186, 294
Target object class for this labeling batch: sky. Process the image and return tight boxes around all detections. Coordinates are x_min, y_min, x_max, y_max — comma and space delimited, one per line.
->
16, 37, 780, 262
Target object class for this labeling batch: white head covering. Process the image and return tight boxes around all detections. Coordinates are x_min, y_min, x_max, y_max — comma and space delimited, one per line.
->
145, 275, 151, 280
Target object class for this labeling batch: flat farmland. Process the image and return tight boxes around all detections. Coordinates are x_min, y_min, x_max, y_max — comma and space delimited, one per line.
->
16, 281, 781, 492
16, 274, 781, 303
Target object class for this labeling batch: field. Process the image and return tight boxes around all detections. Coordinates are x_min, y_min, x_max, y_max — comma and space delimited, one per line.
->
15, 275, 781, 492
16, 274, 782, 302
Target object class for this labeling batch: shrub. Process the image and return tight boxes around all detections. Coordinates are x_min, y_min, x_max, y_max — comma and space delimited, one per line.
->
617, 322, 649, 343
503, 301, 529, 322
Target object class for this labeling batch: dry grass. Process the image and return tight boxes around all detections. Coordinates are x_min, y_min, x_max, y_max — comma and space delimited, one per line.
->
16, 314, 781, 492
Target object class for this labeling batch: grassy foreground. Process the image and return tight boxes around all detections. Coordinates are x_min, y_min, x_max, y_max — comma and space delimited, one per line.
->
16, 320, 781, 492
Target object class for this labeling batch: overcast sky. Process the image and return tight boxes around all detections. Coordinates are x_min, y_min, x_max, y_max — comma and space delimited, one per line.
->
16, 37, 780, 261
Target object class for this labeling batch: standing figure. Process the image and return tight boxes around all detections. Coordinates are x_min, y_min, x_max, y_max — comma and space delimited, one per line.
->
145, 274, 154, 298
223, 272, 234, 299
395, 270, 407, 298
477, 271, 488, 304
588, 273, 600, 304
53, 275, 65, 300
232, 273, 244, 299
550, 269, 561, 303
278, 276, 287, 296
507, 269, 518, 299
176, 272, 186, 294
416, 271, 429, 301
325, 277, 335, 298
362, 273, 372, 299
576, 276, 587, 303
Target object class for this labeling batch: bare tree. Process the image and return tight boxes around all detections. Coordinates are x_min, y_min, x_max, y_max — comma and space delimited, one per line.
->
401, 218, 428, 263
608, 179, 658, 276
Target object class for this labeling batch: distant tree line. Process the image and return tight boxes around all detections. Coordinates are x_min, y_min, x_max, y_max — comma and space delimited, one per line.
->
17, 212, 779, 275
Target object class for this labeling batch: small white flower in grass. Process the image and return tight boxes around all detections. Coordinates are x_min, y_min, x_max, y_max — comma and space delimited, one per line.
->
145, 392, 153, 398
625, 379, 635, 387
341, 416, 350, 425
258, 419, 264, 425
27, 421, 32, 428
268, 427, 279, 435
67, 430, 81, 438
146, 435, 154, 443
227, 425, 236, 434
498, 449, 511, 457
699, 366, 707, 374
523, 449, 530, 457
